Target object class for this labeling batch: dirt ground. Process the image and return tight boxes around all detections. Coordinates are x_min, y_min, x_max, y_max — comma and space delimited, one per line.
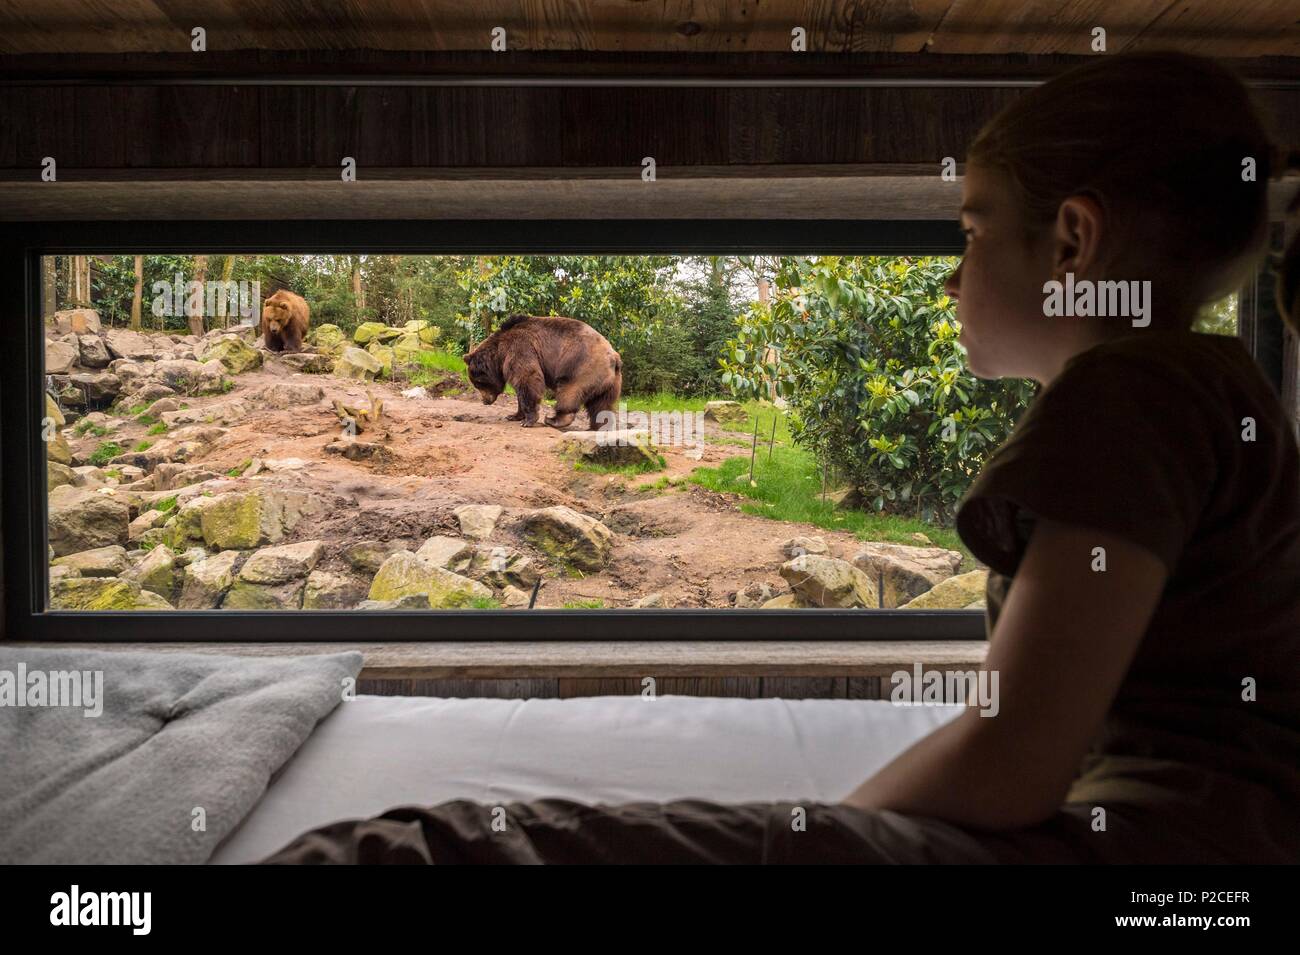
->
69, 350, 875, 608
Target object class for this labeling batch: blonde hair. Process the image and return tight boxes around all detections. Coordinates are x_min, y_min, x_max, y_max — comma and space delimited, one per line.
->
968, 51, 1299, 333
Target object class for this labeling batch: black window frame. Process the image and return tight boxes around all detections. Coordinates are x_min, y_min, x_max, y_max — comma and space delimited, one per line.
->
2, 217, 986, 642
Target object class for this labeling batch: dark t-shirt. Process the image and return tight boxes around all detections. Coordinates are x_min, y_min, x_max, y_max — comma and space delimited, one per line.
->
956, 329, 1300, 857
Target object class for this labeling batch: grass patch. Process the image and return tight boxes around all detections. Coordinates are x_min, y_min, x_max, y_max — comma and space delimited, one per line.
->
134, 413, 158, 426
132, 440, 153, 452
103, 468, 122, 481
574, 453, 667, 477
226, 458, 252, 477
561, 599, 605, 609
466, 595, 501, 609
155, 495, 178, 513
87, 442, 124, 466
146, 422, 167, 435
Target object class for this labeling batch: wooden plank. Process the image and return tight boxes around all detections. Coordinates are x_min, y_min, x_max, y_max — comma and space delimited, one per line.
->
760, 677, 847, 698
929, 0, 1181, 56
557, 677, 763, 698
359, 677, 559, 697
0, 640, 990, 679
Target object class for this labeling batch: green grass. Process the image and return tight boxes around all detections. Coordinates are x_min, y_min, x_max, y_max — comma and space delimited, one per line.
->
466, 596, 501, 609
74, 420, 109, 437
87, 442, 124, 466
155, 495, 178, 513
132, 440, 153, 452
227, 458, 252, 477
561, 599, 605, 609
134, 413, 158, 426
146, 422, 167, 435
103, 468, 122, 481
574, 452, 667, 477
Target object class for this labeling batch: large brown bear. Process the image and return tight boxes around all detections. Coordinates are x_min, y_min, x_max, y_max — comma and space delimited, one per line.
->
465, 314, 622, 429
260, 289, 310, 353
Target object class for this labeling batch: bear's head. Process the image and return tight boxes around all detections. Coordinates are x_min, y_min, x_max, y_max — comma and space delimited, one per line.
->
465, 344, 504, 404
262, 292, 292, 335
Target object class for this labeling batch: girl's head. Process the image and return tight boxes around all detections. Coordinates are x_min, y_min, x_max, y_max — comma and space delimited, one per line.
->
946, 51, 1298, 382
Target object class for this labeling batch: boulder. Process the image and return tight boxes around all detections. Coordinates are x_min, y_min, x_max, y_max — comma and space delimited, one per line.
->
68, 371, 121, 405
520, 505, 613, 572
103, 328, 161, 361
344, 539, 410, 574
733, 581, 778, 609
44, 394, 73, 466
392, 334, 427, 362
453, 504, 503, 540
149, 358, 226, 395
45, 339, 78, 374
51, 544, 130, 578
238, 539, 325, 584
302, 570, 369, 610
899, 569, 989, 610
781, 536, 828, 558
47, 485, 130, 556
222, 578, 306, 610
403, 320, 440, 344
280, 352, 333, 373
128, 508, 171, 541
368, 551, 493, 608
77, 334, 112, 368
126, 546, 179, 601
703, 400, 747, 425
198, 487, 320, 549
178, 550, 242, 608
48, 564, 81, 585
414, 535, 474, 572
355, 595, 431, 610
247, 382, 325, 409
469, 546, 540, 590
51, 308, 101, 336
153, 463, 222, 491
146, 397, 180, 416
47, 460, 77, 490
353, 322, 402, 344
307, 323, 348, 355
779, 554, 877, 609
333, 346, 382, 381
49, 576, 174, 610
852, 543, 965, 608
500, 585, 532, 608
632, 592, 665, 608
558, 428, 661, 469
365, 341, 395, 378
123, 381, 178, 405
200, 336, 263, 375
760, 593, 809, 609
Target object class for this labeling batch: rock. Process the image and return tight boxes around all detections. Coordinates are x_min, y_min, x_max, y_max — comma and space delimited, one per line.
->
68, 371, 122, 405
400, 386, 428, 399
164, 495, 218, 548
127, 508, 170, 540
51, 308, 101, 336
150, 359, 226, 395
324, 439, 389, 462
469, 546, 540, 590
247, 382, 324, 409
414, 535, 474, 572
153, 463, 222, 491
365, 341, 395, 378
899, 569, 989, 610
500, 585, 532, 607
51, 544, 130, 577
781, 536, 828, 558
852, 543, 964, 609
126, 546, 179, 601
303, 570, 369, 610
222, 578, 307, 610
307, 324, 348, 356
49, 576, 173, 610
520, 505, 614, 572
703, 400, 747, 425
48, 564, 81, 584
632, 592, 665, 608
47, 485, 130, 556
125, 381, 178, 405
760, 593, 809, 609
733, 582, 777, 609
44, 394, 74, 466
198, 488, 321, 549
103, 328, 161, 361
453, 504, 502, 540
77, 334, 111, 369
963, 599, 986, 610
353, 322, 402, 344
344, 539, 410, 574
392, 334, 427, 362
146, 397, 180, 416
356, 595, 431, 610
910, 532, 933, 546
46, 339, 78, 374
333, 346, 383, 381
200, 336, 263, 375
48, 460, 77, 490
179, 550, 242, 608
280, 352, 333, 373
239, 539, 325, 584
779, 554, 877, 609
558, 428, 661, 469
368, 551, 493, 608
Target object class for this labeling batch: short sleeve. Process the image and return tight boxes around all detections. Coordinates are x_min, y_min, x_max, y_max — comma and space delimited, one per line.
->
955, 351, 1220, 577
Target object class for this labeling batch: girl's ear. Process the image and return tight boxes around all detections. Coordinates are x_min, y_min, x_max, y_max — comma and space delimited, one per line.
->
1051, 194, 1106, 280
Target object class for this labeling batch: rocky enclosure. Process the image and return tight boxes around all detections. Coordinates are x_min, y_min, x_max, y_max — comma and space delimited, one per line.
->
43, 309, 987, 611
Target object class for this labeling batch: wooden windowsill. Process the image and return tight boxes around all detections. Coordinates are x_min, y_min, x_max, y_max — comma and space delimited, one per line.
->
1, 640, 987, 680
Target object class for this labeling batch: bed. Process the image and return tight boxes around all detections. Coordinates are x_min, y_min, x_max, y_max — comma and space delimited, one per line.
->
211, 693, 963, 863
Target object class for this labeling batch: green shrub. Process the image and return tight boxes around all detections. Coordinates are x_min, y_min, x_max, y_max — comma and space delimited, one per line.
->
88, 442, 124, 466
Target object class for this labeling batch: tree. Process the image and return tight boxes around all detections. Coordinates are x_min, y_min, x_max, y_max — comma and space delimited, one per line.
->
42, 257, 57, 319
129, 255, 143, 329
188, 255, 209, 336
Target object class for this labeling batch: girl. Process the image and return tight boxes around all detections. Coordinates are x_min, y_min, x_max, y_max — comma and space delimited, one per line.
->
266, 52, 1300, 864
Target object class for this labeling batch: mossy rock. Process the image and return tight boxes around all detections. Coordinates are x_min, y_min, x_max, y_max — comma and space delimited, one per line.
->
368, 551, 493, 608
49, 576, 174, 610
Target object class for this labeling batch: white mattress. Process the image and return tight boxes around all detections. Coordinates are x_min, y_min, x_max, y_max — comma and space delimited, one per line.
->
211, 694, 963, 863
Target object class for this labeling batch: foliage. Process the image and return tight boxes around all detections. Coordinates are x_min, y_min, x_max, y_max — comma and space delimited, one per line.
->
719, 256, 1036, 525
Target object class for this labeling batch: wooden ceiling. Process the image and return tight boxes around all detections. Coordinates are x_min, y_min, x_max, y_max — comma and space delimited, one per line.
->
0, 0, 1297, 57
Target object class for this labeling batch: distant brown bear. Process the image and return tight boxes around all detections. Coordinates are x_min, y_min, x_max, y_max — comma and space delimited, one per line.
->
260, 289, 310, 353
465, 314, 622, 429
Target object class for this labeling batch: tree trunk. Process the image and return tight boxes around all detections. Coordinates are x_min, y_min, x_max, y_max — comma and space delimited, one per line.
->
72, 255, 91, 306
189, 255, 208, 337
350, 255, 365, 318
42, 257, 57, 320
129, 255, 143, 330
216, 254, 236, 328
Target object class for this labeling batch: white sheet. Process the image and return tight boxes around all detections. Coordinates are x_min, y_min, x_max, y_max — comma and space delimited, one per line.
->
211, 693, 964, 864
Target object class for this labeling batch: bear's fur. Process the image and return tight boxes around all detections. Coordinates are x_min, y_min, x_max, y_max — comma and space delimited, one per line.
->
465, 314, 622, 429
260, 289, 310, 353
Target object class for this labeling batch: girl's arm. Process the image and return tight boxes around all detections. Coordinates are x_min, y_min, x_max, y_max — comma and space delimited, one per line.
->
841, 516, 1169, 830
